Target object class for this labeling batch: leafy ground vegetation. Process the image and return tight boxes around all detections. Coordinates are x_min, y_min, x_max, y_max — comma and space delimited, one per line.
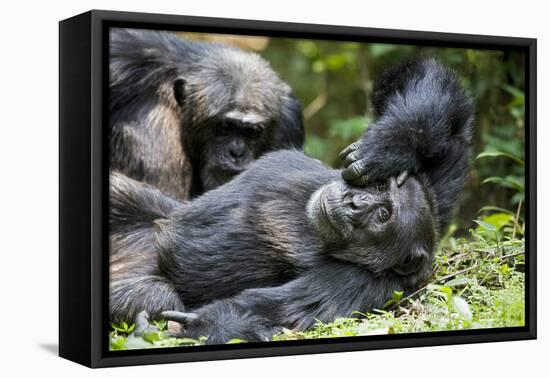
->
109, 38, 526, 351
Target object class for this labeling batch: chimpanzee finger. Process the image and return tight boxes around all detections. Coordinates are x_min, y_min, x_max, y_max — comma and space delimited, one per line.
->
342, 151, 361, 168
161, 310, 199, 325
338, 142, 361, 161
348, 175, 371, 187
341, 159, 368, 181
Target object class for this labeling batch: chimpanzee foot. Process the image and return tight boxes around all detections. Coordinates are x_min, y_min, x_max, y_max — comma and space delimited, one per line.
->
133, 310, 152, 336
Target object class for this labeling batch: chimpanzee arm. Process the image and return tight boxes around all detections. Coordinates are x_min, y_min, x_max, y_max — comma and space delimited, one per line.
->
162, 262, 403, 344
340, 58, 474, 230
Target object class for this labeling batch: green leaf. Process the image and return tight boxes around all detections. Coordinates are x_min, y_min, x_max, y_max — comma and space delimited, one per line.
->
392, 291, 404, 303
499, 264, 511, 275
176, 338, 201, 345
482, 213, 515, 230
142, 331, 162, 343
475, 151, 524, 165
446, 277, 472, 287
501, 84, 525, 103
109, 336, 128, 350
110, 322, 126, 333
473, 220, 497, 232
481, 176, 524, 192
153, 319, 167, 331
226, 338, 247, 344
438, 286, 453, 295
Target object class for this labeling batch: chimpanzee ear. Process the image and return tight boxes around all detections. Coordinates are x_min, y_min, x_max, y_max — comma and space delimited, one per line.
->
173, 77, 186, 106
273, 93, 305, 150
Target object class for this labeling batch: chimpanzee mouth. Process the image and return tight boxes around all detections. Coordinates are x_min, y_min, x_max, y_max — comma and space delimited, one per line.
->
213, 164, 248, 180
203, 164, 249, 191
318, 184, 350, 237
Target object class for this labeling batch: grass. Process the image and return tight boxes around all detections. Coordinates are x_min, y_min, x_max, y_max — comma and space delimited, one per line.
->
109, 214, 525, 350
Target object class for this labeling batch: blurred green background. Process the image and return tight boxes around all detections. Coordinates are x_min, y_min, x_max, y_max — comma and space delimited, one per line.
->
180, 33, 526, 232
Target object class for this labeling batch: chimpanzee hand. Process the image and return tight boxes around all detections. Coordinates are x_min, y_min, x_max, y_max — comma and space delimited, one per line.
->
339, 135, 418, 187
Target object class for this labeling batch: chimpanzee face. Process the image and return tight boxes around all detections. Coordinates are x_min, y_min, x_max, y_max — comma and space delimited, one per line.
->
175, 49, 302, 194
307, 172, 437, 285
196, 110, 274, 192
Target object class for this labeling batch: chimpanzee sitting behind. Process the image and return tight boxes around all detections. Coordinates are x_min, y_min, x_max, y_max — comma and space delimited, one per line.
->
109, 58, 473, 344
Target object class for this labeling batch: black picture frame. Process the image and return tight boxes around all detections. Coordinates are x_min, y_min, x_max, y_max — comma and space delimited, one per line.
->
59, 9, 537, 368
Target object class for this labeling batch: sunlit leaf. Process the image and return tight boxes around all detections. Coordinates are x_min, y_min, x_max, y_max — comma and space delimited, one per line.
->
226, 339, 247, 344
452, 296, 473, 321
481, 176, 524, 191
473, 220, 497, 232
176, 338, 201, 345
475, 151, 524, 165
143, 331, 161, 343
482, 213, 515, 230
446, 277, 472, 287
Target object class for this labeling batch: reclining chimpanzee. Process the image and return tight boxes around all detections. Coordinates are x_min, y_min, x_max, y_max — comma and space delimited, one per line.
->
109, 58, 474, 344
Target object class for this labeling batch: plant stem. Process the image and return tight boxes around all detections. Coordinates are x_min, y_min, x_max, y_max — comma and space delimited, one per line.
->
512, 199, 523, 239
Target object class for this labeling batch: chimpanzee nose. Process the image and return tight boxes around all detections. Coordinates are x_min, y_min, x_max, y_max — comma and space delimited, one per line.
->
229, 140, 247, 159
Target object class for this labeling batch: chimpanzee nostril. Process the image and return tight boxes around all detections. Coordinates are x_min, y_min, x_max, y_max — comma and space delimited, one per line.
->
229, 140, 247, 158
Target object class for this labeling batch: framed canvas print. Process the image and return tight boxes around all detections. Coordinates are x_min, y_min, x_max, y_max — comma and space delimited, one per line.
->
59, 10, 537, 368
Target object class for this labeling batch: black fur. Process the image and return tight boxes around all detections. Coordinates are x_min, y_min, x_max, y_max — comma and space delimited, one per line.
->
341, 58, 474, 231
109, 58, 473, 344
110, 28, 304, 200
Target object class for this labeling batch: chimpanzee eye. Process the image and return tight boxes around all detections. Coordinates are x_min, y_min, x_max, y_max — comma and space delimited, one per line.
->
377, 207, 391, 223
376, 181, 387, 192
244, 125, 264, 139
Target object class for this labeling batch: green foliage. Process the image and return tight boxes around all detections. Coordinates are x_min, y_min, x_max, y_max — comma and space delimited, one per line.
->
110, 321, 135, 335
109, 321, 208, 350
476, 150, 525, 208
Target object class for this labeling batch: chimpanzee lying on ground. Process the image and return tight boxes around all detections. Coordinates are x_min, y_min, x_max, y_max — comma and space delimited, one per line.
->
109, 58, 473, 344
